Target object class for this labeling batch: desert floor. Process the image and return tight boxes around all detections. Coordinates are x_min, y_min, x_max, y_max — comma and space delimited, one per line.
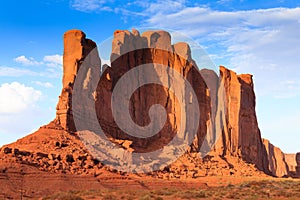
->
1, 164, 300, 200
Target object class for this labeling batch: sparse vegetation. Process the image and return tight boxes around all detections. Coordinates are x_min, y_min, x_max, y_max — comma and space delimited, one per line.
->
42, 192, 84, 200
41, 179, 300, 200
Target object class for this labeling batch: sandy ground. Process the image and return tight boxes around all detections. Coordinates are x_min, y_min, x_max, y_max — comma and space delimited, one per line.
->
1, 162, 300, 200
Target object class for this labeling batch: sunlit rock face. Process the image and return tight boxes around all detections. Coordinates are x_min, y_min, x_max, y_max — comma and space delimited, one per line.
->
55, 30, 97, 132
212, 67, 270, 174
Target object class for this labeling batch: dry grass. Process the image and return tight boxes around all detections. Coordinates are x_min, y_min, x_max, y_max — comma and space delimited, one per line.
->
42, 178, 300, 200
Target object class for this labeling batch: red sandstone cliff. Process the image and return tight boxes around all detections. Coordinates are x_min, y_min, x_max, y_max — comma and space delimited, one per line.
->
211, 67, 270, 174
55, 30, 97, 132
263, 139, 289, 177
285, 153, 297, 173
0, 29, 297, 178
94, 29, 210, 153
296, 153, 300, 177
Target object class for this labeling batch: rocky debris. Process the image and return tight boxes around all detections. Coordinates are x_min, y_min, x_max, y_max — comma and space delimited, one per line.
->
3, 147, 12, 154
0, 124, 107, 176
152, 152, 267, 179
263, 139, 289, 177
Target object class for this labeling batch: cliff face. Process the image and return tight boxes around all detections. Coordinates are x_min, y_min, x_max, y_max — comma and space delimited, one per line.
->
285, 153, 297, 172
296, 153, 300, 177
95, 30, 211, 153
212, 67, 270, 173
210, 67, 295, 177
55, 30, 97, 132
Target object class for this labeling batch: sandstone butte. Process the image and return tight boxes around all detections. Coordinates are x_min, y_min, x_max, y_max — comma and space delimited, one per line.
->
0, 29, 299, 196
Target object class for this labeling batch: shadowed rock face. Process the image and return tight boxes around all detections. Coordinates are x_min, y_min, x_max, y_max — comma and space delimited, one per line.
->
296, 153, 300, 177
263, 139, 288, 177
55, 30, 97, 132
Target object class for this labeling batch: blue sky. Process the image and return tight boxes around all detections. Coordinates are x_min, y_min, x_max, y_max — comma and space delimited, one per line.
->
0, 0, 299, 153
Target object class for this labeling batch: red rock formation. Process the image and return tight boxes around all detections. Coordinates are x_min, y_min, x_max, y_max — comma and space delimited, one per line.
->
0, 29, 296, 179
95, 29, 210, 153
212, 67, 270, 173
55, 30, 97, 132
263, 139, 288, 177
296, 153, 300, 177
284, 153, 296, 173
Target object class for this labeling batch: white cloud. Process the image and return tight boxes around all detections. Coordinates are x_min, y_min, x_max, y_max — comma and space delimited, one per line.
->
139, 6, 300, 98
14, 54, 63, 69
137, 3, 300, 153
0, 66, 61, 78
43, 54, 63, 68
0, 82, 42, 114
101, 58, 111, 67
142, 0, 186, 14
70, 0, 185, 16
71, 0, 113, 12
14, 55, 42, 66
0, 66, 39, 77
33, 81, 54, 88
68, 1, 300, 99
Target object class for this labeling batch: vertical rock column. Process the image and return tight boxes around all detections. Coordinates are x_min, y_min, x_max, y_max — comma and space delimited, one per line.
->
262, 139, 288, 177
55, 30, 97, 132
213, 66, 270, 173
296, 153, 300, 177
